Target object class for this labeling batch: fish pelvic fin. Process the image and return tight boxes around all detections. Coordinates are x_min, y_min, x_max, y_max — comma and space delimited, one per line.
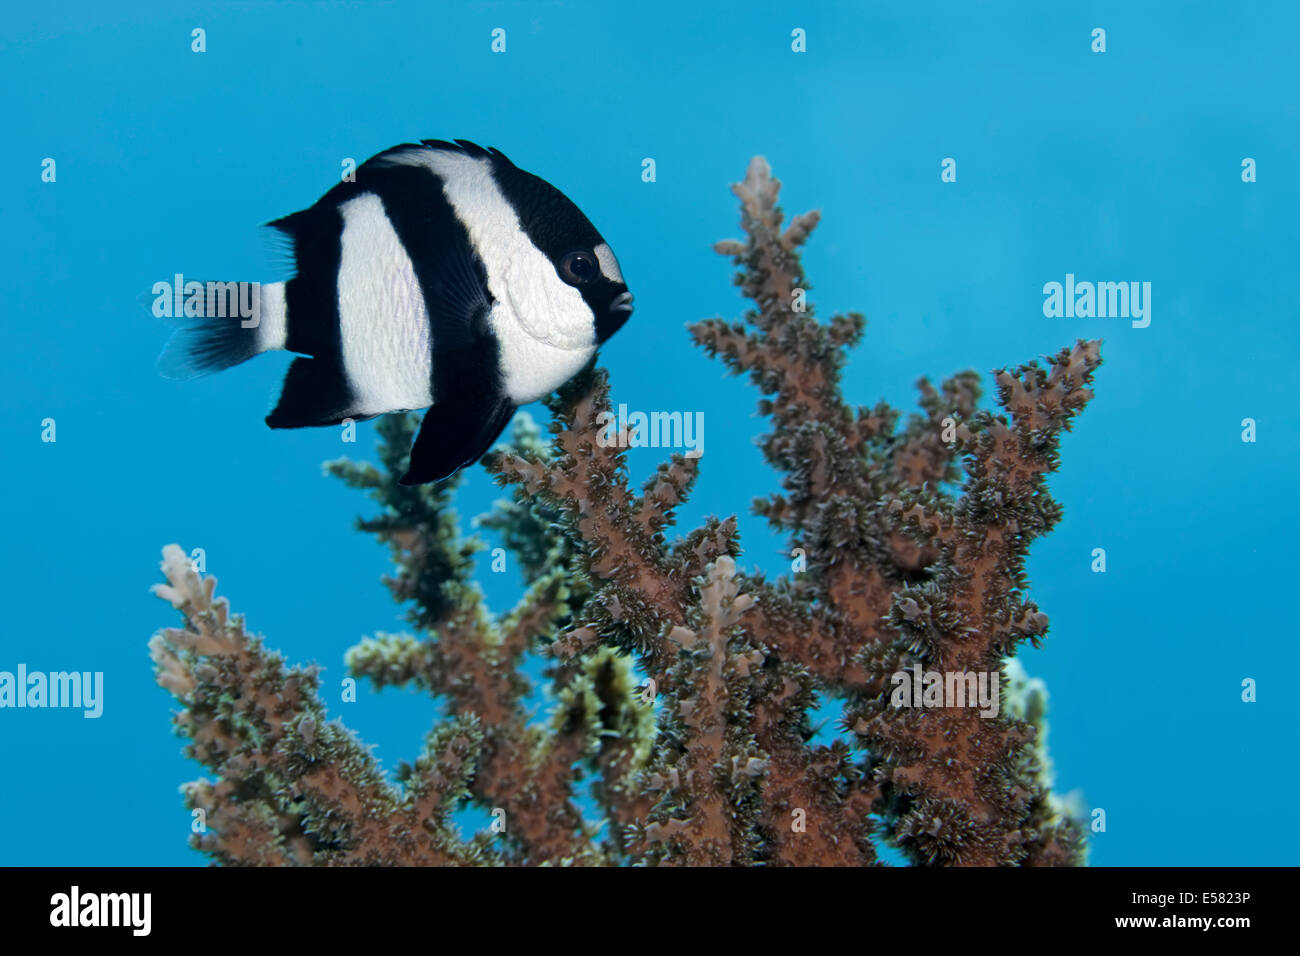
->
400, 393, 515, 485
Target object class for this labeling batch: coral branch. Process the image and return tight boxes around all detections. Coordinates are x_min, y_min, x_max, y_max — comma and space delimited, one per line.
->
149, 545, 484, 865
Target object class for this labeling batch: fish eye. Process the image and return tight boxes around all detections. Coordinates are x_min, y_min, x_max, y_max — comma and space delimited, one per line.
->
559, 250, 599, 286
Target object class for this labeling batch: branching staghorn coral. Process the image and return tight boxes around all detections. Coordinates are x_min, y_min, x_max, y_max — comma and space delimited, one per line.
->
150, 157, 1099, 866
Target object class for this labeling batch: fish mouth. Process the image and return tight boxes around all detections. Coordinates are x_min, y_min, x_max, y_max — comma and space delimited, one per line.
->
608, 291, 635, 316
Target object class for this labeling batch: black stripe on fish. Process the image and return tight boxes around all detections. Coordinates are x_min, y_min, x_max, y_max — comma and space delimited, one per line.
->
371, 163, 500, 393
367, 161, 515, 481
264, 204, 355, 427
480, 151, 605, 273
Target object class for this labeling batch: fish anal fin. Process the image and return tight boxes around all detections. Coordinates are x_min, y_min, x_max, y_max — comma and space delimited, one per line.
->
266, 356, 356, 428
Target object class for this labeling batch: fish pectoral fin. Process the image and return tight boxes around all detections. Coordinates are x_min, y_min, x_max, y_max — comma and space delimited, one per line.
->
400, 393, 515, 485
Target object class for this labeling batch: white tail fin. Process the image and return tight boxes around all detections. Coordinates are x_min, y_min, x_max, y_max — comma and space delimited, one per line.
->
156, 280, 287, 380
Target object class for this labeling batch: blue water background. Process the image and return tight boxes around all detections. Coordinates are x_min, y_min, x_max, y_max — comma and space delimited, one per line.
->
2, 1, 1295, 865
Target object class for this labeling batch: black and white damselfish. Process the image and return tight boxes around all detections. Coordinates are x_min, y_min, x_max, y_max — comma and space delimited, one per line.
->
159, 139, 633, 484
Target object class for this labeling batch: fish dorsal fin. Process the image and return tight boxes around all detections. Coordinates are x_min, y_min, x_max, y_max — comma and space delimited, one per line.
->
419, 139, 515, 167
